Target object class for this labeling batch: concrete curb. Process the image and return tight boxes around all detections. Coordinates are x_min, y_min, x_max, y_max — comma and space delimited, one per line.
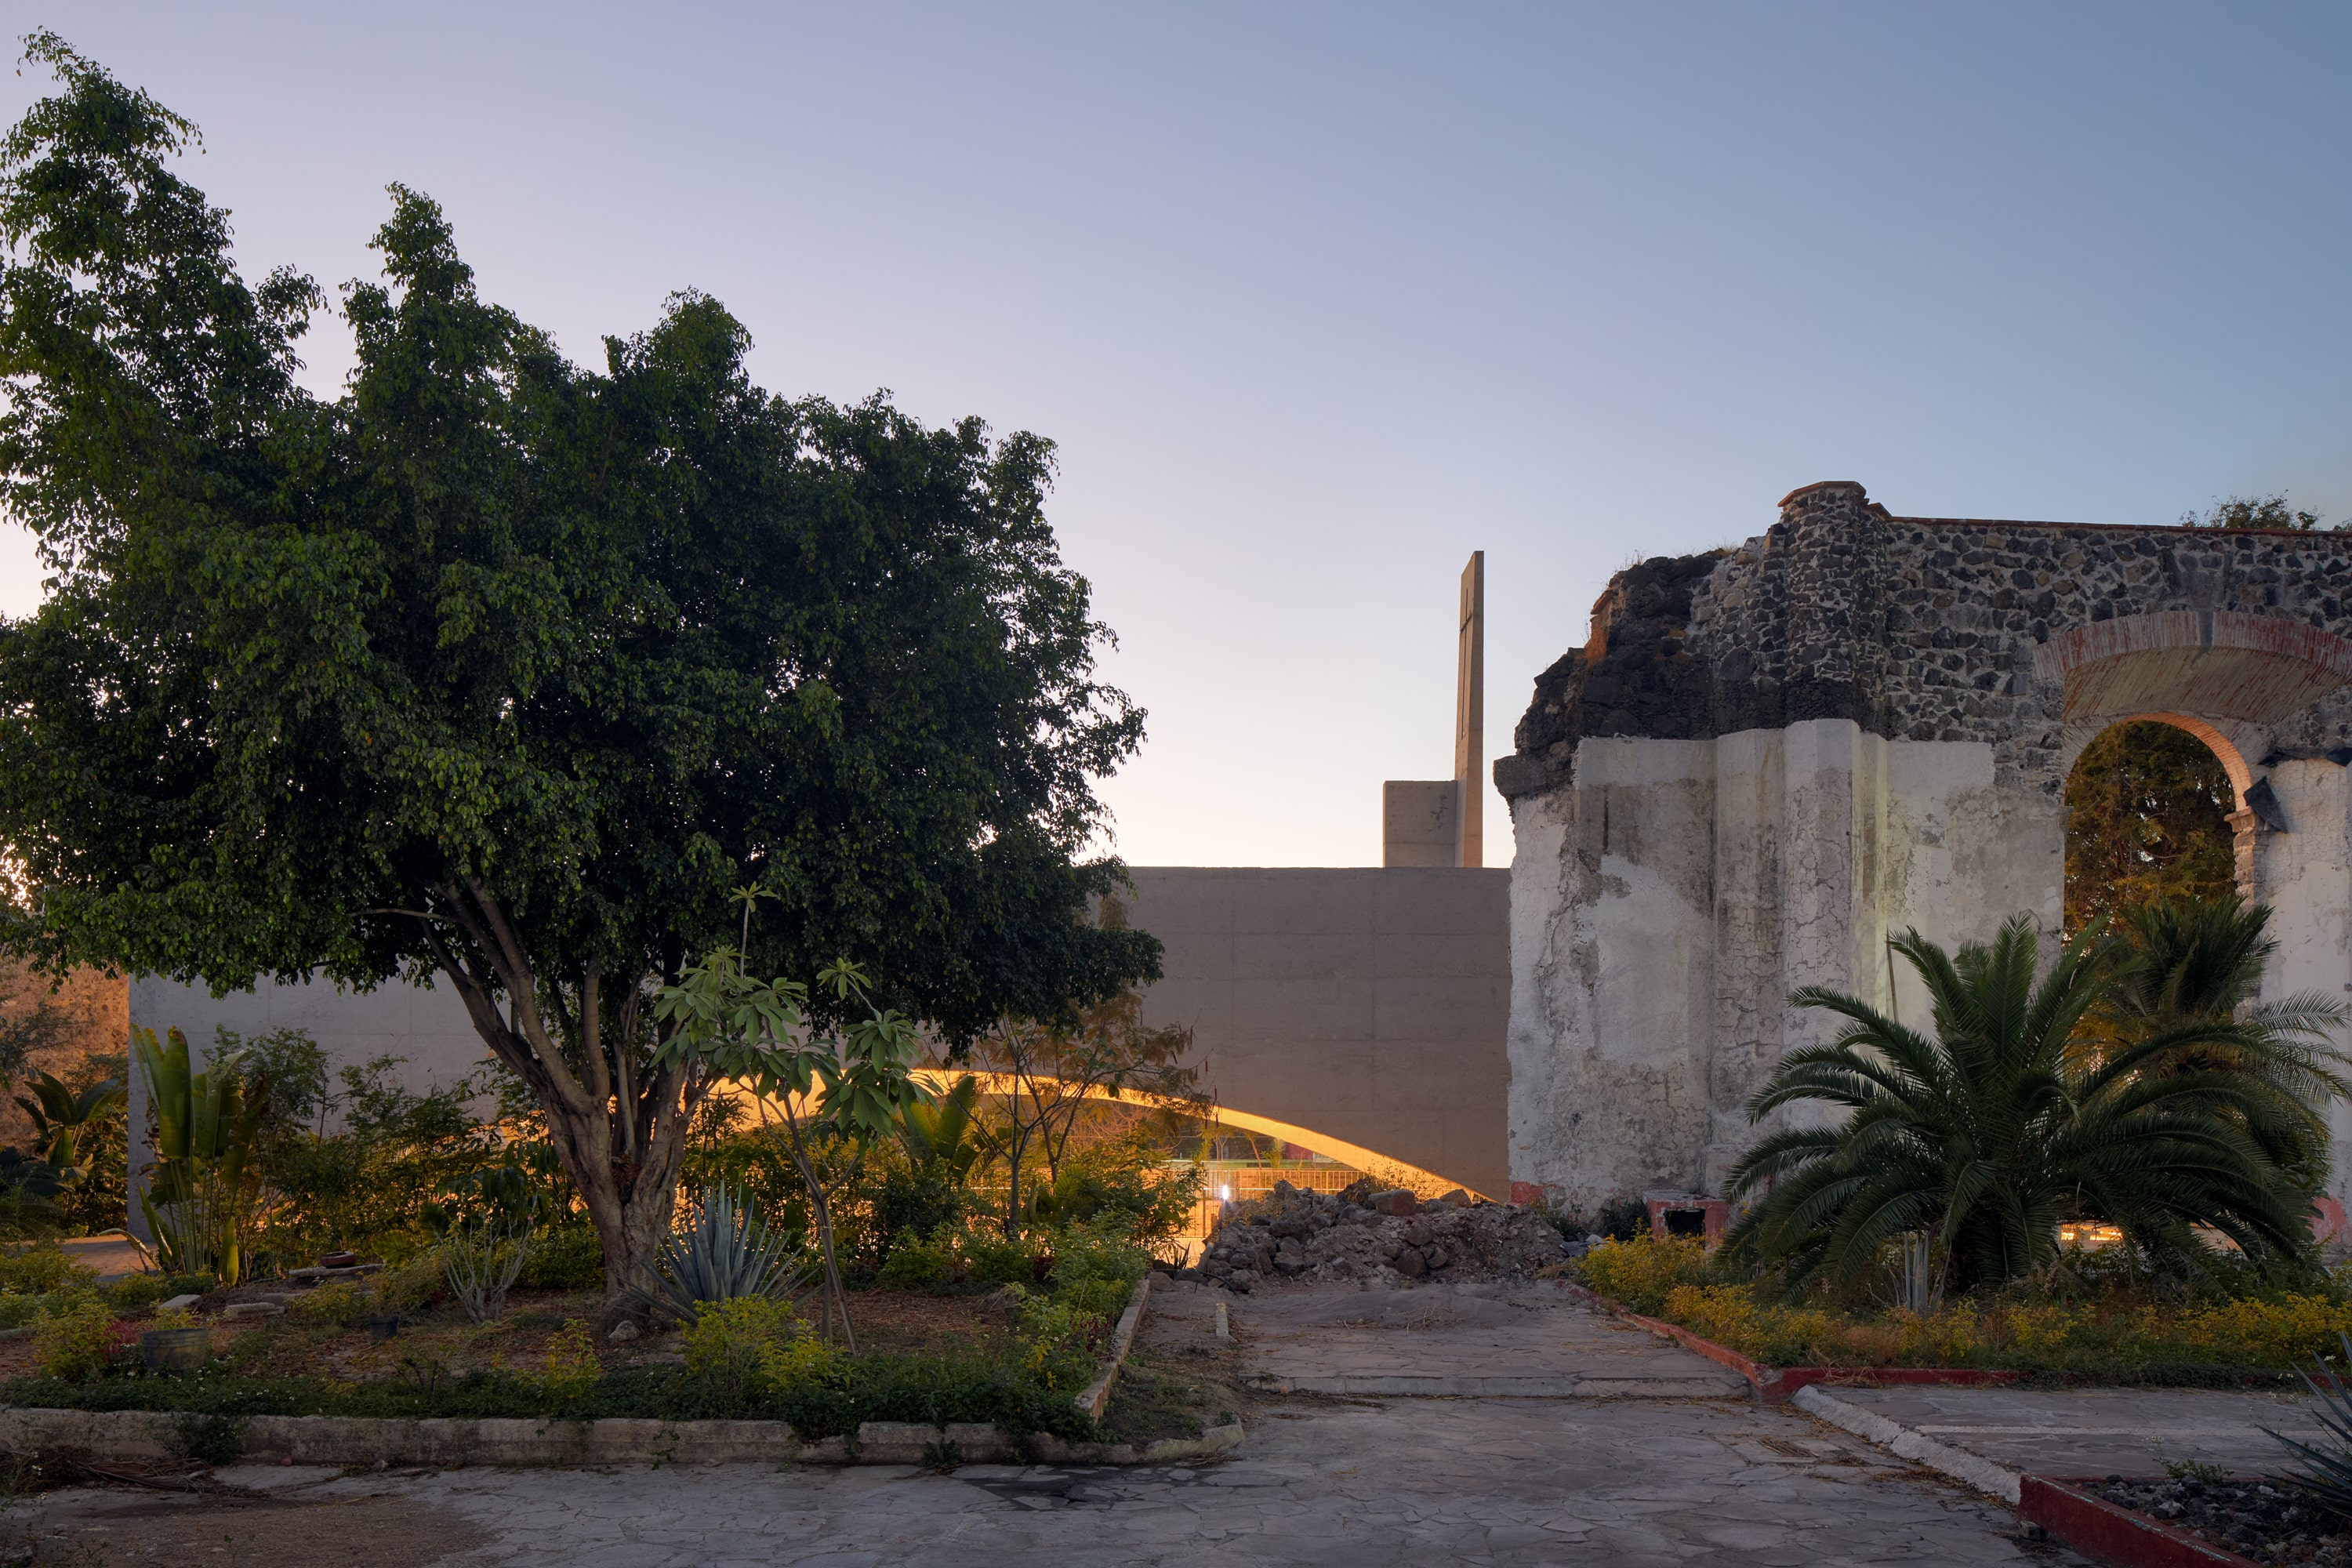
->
2020, 1475, 2258, 1568
1240, 1372, 1746, 1398
0, 1406, 1245, 1469
1791, 1384, 2024, 1504
1078, 1272, 1153, 1421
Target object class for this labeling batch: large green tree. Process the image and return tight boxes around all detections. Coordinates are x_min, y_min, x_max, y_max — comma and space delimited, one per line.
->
0, 35, 1158, 1305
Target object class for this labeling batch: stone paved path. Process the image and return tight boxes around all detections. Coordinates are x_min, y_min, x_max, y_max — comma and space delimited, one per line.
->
1222, 1279, 1749, 1396
17, 1284, 2090, 1565
28, 1393, 2076, 1566
1818, 1383, 2321, 1480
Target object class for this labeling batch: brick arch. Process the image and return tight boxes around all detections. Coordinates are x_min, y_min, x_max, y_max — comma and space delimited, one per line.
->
2037, 611, 2352, 795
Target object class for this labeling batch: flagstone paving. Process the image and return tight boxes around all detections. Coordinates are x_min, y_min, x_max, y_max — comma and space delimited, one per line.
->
15, 1284, 2088, 1565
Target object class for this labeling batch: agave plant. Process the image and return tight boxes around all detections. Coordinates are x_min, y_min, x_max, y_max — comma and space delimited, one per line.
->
631, 1185, 810, 1326
2267, 1332, 2352, 1515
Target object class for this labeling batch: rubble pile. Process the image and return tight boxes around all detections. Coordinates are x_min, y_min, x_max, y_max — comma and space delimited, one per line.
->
1196, 1178, 1571, 1290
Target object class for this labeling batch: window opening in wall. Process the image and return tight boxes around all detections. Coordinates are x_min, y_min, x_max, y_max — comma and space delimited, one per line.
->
2064, 719, 2237, 934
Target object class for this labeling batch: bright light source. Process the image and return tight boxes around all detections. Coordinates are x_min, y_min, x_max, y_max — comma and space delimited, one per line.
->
1219, 1185, 1232, 1201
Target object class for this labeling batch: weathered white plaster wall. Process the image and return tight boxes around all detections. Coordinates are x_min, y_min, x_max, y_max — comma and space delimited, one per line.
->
1509, 718, 2057, 1208
2254, 760, 2352, 1217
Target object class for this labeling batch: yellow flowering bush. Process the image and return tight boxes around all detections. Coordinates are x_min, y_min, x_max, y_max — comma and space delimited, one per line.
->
2153, 1295, 2352, 1366
1573, 1232, 1714, 1315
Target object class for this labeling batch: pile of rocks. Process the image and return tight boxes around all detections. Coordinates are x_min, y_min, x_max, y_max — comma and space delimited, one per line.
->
1194, 1179, 1573, 1290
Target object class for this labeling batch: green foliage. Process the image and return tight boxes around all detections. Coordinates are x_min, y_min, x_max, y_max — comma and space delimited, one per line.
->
518, 1226, 605, 1291
681, 1295, 811, 1381
11, 1070, 122, 1175
372, 1250, 445, 1315
2182, 493, 2336, 532
32, 1297, 119, 1381
1573, 1232, 1718, 1316
106, 1275, 169, 1311
0, 1243, 94, 1295
0, 1356, 1100, 1441
535, 1319, 603, 1402
289, 1278, 372, 1327
133, 1026, 268, 1281
1040, 1218, 1150, 1317
897, 1075, 989, 1185
169, 1412, 245, 1465
2271, 1332, 2352, 1514
0, 34, 1156, 1302
1727, 916, 2335, 1295
633, 1186, 811, 1326
2067, 721, 2238, 930
2085, 896, 2352, 1200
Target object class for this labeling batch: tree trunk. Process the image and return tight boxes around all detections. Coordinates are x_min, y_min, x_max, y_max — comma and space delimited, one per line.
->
418, 879, 693, 1327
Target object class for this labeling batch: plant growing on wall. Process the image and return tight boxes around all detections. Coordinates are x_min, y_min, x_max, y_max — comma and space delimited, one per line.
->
0, 36, 1159, 1313
1725, 916, 2330, 1295
133, 1027, 268, 1281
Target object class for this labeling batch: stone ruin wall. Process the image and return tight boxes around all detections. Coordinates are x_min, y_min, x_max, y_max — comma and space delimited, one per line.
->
1496, 481, 2352, 1212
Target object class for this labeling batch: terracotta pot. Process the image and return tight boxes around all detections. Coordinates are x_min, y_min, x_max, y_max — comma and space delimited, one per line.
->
318, 1251, 360, 1269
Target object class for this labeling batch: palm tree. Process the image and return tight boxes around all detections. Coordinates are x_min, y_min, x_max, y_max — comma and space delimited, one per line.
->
2084, 895, 2352, 1196
1725, 915, 2323, 1298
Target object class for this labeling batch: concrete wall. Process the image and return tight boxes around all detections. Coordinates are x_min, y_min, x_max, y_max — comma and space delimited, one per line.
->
1122, 867, 1511, 1200
125, 975, 491, 1238
118, 869, 1515, 1218
1505, 720, 2057, 1210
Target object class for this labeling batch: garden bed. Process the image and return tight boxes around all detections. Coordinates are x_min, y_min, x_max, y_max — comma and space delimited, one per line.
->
2053, 1473, 2348, 1566
1570, 1234, 2352, 1385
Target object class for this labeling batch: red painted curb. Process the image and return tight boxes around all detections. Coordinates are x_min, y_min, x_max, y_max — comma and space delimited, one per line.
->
2020, 1476, 2256, 1568
1553, 1280, 2025, 1401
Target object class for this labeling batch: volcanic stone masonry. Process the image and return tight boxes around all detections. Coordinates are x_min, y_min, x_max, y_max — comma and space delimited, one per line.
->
1494, 481, 2352, 1221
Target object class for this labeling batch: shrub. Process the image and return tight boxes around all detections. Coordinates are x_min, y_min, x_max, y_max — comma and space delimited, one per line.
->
681, 1296, 810, 1382
1574, 1232, 1715, 1315
1011, 1289, 1108, 1389
289, 1279, 373, 1326
107, 1275, 169, 1311
537, 1319, 601, 1400
1044, 1220, 1148, 1316
373, 1250, 445, 1314
161, 1272, 216, 1298
2156, 1295, 2352, 1366
518, 1226, 604, 1291
0, 1243, 96, 1295
34, 1297, 125, 1382
877, 1229, 962, 1292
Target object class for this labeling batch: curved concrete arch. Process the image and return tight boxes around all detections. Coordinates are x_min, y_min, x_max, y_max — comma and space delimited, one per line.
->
908, 1069, 1477, 1199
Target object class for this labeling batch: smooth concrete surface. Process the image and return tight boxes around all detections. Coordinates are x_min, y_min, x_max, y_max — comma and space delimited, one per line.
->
1380, 779, 1460, 867
1224, 1279, 1748, 1398
22, 1402, 2072, 1566
126, 973, 491, 1239
1123, 866, 1510, 1198
1817, 1385, 2322, 1482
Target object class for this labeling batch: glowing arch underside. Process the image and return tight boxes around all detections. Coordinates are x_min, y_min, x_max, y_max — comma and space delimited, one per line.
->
908, 1070, 1479, 1200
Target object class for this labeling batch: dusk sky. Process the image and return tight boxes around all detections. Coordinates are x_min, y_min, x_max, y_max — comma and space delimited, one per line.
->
4, 5, 2347, 867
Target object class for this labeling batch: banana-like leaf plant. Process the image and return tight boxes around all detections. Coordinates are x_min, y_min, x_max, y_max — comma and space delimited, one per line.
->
133, 1026, 269, 1280
13, 1070, 124, 1177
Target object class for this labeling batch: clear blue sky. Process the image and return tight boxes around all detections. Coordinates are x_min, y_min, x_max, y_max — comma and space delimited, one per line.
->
4, 5, 2347, 867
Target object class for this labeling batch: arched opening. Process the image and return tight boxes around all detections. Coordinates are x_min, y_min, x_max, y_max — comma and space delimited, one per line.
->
2063, 717, 2241, 933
